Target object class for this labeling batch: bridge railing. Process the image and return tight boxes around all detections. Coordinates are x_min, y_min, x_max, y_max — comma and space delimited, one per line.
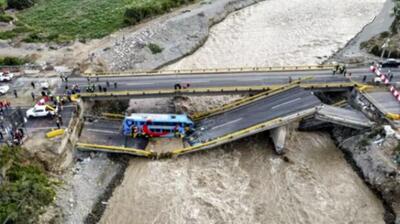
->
75, 81, 357, 100
83, 64, 335, 77
76, 143, 155, 158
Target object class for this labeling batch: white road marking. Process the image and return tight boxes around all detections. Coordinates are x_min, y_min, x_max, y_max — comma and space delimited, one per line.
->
272, 98, 302, 109
211, 118, 242, 130
87, 129, 120, 134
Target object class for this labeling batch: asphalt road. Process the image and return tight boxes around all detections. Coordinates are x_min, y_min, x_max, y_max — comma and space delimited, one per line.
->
54, 67, 400, 95
24, 105, 74, 133
188, 87, 321, 145
80, 118, 147, 149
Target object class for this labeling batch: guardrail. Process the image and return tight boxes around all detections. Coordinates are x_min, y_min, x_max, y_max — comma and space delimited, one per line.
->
83, 65, 335, 77
101, 112, 125, 120
76, 143, 155, 158
76, 81, 357, 100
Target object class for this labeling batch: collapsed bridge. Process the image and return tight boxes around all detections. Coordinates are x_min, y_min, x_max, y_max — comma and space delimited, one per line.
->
77, 85, 373, 157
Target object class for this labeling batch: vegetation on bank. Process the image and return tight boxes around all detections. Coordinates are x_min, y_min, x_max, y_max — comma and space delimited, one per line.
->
147, 43, 163, 54
0, 146, 55, 223
0, 0, 195, 43
124, 0, 195, 25
0, 56, 29, 66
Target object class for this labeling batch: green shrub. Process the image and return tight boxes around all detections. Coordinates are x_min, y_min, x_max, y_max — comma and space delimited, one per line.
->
0, 30, 16, 39
0, 13, 12, 22
0, 0, 6, 10
380, 31, 390, 38
124, 0, 195, 25
147, 43, 163, 54
0, 56, 28, 65
7, 0, 36, 10
0, 146, 55, 223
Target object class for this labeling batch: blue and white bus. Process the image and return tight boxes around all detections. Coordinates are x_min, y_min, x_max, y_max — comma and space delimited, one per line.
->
122, 113, 194, 138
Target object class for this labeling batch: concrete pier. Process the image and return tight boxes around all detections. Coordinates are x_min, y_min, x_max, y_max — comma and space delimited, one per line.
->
269, 125, 287, 154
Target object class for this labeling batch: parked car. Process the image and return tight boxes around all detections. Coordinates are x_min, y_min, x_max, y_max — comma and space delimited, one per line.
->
40, 81, 50, 90
0, 85, 9, 95
0, 72, 14, 82
26, 105, 55, 118
379, 58, 400, 68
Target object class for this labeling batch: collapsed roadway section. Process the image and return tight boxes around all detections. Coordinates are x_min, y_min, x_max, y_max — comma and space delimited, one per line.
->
77, 86, 374, 157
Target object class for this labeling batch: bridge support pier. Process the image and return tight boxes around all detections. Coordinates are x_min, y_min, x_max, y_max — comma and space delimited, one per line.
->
269, 125, 287, 155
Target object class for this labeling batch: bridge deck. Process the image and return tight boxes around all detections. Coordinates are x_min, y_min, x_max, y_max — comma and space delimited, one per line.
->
79, 118, 147, 149
57, 67, 391, 96
315, 105, 373, 129
364, 91, 400, 115
188, 87, 321, 145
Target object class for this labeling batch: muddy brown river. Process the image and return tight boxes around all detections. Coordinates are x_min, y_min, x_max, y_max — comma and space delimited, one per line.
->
100, 0, 387, 223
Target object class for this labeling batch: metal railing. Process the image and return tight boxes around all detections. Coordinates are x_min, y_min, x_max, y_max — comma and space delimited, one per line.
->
83, 64, 335, 77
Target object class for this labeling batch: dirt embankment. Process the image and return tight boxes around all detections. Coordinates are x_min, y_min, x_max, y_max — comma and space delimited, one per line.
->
332, 126, 400, 223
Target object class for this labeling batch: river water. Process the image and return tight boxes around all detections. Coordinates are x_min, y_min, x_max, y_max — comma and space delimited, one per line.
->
167, 0, 386, 69
100, 0, 387, 223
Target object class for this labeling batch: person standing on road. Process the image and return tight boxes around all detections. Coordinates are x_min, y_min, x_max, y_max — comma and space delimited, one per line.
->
57, 114, 63, 125
13, 89, 17, 98
114, 82, 117, 89
390, 74, 394, 82
31, 81, 35, 89
363, 75, 367, 82
106, 81, 110, 88
98, 85, 102, 92
31, 92, 35, 101
56, 119, 61, 129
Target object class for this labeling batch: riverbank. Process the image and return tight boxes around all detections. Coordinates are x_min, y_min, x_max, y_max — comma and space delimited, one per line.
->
331, 126, 400, 223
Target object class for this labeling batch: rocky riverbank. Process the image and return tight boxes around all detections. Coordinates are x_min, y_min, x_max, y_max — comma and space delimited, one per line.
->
332, 126, 400, 223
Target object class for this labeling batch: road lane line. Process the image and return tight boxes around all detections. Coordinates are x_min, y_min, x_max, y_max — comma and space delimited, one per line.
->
211, 118, 242, 130
272, 98, 302, 109
87, 129, 120, 134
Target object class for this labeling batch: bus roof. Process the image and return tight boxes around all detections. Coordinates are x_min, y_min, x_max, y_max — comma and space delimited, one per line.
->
125, 113, 193, 124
